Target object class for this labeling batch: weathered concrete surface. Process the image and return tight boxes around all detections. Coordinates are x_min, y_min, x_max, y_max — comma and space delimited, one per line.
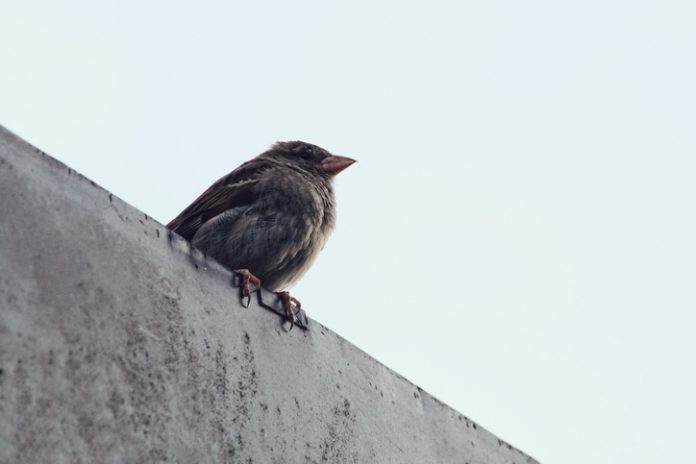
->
0, 125, 539, 464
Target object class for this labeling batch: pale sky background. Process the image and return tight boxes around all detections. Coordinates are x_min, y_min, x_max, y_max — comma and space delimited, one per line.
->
2, 1, 695, 462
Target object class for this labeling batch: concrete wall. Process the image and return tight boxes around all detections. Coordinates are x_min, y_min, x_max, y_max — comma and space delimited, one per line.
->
0, 125, 539, 464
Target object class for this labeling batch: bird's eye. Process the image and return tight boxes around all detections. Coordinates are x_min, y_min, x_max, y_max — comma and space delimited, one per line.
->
290, 143, 318, 161
300, 148, 315, 159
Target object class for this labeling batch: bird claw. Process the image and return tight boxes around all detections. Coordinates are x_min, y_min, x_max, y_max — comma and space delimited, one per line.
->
277, 291, 301, 330
234, 269, 261, 308
232, 273, 303, 329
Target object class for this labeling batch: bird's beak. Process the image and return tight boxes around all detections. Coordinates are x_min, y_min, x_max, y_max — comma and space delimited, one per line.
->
321, 155, 357, 176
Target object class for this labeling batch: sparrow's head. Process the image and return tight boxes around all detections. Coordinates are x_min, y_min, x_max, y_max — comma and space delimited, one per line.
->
268, 141, 356, 178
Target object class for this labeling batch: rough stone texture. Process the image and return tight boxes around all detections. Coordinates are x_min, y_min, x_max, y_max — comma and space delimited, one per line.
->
0, 125, 539, 464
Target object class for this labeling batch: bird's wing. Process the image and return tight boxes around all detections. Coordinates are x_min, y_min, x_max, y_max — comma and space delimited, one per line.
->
167, 158, 275, 241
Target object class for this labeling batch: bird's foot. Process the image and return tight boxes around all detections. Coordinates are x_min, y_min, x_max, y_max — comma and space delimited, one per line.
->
277, 291, 301, 330
234, 269, 261, 307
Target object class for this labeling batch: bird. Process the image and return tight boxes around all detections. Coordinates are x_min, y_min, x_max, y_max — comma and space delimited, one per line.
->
167, 141, 356, 328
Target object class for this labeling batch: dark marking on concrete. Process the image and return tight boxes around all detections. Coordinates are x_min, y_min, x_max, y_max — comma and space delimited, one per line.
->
320, 397, 357, 463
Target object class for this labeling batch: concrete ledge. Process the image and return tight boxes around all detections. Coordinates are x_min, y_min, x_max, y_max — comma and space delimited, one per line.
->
0, 125, 539, 463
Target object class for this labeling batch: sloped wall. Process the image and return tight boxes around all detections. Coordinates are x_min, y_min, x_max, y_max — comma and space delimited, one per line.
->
0, 125, 539, 464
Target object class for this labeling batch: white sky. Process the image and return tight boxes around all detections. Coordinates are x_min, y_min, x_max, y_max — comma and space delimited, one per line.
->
2, 1, 695, 462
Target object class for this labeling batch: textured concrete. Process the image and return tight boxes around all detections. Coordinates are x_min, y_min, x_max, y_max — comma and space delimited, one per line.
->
0, 125, 539, 464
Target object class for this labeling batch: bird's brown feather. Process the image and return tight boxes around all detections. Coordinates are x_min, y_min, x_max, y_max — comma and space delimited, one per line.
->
167, 159, 274, 240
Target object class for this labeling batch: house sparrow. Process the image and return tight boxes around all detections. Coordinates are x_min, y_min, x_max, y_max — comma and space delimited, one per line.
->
167, 141, 356, 328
